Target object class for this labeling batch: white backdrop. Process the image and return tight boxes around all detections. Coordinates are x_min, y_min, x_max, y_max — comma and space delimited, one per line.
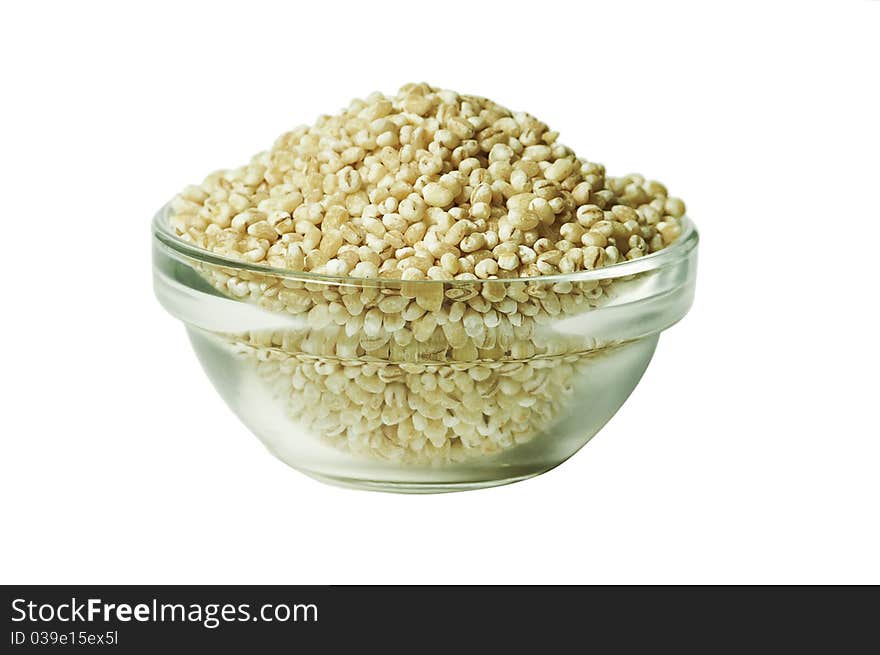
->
1, 1, 877, 584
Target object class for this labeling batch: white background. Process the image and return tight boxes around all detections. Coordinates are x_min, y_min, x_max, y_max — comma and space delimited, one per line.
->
1, 1, 878, 584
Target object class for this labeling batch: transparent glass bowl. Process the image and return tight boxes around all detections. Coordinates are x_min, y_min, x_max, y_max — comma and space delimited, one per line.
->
153, 205, 697, 492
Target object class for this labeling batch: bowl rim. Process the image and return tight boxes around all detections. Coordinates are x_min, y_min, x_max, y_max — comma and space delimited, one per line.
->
152, 202, 698, 285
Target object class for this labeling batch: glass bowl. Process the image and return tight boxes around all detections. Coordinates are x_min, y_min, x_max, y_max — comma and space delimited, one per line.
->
152, 204, 698, 492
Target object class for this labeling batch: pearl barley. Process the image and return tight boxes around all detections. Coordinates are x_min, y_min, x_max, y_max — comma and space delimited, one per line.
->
167, 83, 689, 464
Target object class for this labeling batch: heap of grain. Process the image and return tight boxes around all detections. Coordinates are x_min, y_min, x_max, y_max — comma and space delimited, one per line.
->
168, 83, 686, 463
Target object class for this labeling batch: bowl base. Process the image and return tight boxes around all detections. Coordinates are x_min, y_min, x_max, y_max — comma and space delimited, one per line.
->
300, 470, 545, 494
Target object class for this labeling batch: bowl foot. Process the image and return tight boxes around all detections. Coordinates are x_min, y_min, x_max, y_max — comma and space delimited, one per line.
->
300, 470, 545, 494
